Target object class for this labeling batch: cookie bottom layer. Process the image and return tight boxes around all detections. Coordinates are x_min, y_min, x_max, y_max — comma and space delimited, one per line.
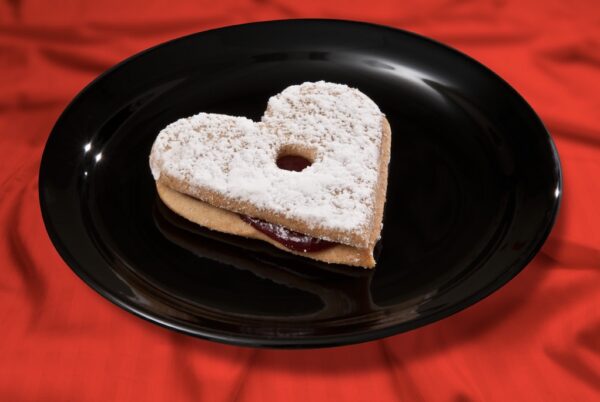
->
156, 182, 376, 268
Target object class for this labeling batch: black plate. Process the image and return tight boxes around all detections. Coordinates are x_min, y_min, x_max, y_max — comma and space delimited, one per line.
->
39, 20, 561, 348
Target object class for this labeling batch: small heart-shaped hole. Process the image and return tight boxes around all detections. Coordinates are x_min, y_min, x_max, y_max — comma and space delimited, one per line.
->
276, 145, 315, 172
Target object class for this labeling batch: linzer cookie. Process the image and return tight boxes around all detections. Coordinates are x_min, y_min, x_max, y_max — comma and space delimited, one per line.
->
149, 81, 391, 267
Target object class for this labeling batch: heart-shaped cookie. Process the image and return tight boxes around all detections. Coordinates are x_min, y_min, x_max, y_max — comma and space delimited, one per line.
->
150, 81, 391, 267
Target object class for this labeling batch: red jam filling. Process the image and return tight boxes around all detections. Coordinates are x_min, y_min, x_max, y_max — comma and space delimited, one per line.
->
276, 155, 312, 172
239, 215, 336, 253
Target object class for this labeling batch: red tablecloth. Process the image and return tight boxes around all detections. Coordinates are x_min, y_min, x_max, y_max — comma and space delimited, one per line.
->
1, 1, 599, 400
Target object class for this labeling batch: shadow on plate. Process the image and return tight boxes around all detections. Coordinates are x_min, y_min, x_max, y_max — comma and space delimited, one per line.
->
152, 197, 380, 320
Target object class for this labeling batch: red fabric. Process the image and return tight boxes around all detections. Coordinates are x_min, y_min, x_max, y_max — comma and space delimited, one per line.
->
1, 0, 599, 400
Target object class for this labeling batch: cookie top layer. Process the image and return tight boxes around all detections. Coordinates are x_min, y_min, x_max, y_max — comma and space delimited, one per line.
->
149, 81, 385, 246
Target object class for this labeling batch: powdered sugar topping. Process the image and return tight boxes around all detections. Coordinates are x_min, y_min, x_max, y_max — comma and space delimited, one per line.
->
150, 81, 384, 244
